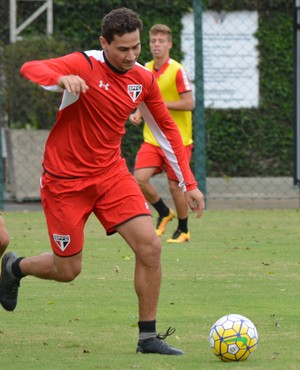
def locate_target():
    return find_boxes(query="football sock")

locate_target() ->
[151,198,169,218]
[177,218,188,233]
[11,257,26,279]
[138,320,157,341]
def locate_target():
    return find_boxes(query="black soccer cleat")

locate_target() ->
[0,252,21,311]
[136,327,184,355]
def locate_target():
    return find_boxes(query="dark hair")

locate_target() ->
[101,7,143,44]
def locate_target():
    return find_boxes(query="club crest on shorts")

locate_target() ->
[53,234,71,252]
[127,84,142,102]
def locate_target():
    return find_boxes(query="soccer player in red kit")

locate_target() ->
[0,8,204,355]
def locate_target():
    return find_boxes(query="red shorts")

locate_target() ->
[134,142,193,181]
[40,160,151,257]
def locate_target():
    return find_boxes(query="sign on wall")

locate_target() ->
[181,11,259,109]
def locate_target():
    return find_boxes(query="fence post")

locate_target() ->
[0,59,4,211]
[294,0,300,186]
[193,0,207,199]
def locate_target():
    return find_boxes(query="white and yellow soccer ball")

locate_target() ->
[209,314,258,362]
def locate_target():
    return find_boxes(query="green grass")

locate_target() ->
[1,209,300,369]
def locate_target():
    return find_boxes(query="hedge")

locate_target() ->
[206,7,293,176]
[0,0,294,175]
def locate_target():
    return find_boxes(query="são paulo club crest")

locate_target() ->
[53,234,71,252]
[127,84,142,102]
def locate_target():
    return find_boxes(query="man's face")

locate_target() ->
[149,32,172,59]
[100,29,141,72]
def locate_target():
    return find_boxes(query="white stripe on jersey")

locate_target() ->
[84,49,103,61]
[179,67,192,90]
[41,85,63,92]
[59,92,80,110]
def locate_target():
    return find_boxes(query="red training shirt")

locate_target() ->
[20,50,197,191]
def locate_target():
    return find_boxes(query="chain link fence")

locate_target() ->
[179,7,300,209]
[1,3,299,209]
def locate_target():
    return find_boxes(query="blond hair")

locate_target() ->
[149,24,172,41]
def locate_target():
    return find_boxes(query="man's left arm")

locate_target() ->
[139,82,205,215]
[165,91,194,111]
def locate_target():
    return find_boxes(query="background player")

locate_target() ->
[129,24,194,243]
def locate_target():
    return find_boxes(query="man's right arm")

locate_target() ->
[20,52,91,93]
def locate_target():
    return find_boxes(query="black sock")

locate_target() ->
[11,257,26,279]
[138,320,156,341]
[151,198,169,218]
[138,320,156,333]
[178,218,188,233]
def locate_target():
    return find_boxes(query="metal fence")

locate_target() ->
[180,7,300,209]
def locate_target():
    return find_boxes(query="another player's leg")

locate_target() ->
[117,216,184,355]
[151,199,175,237]
[0,170,87,311]
[0,213,10,258]
[0,173,88,311]
[0,252,21,311]
[134,169,175,237]
[166,179,190,243]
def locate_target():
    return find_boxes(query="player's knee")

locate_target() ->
[134,172,148,188]
[53,252,82,282]
[134,176,146,190]
[138,237,162,268]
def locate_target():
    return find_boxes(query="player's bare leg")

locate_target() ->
[134,169,175,236]
[0,251,82,311]
[134,168,159,204]
[19,252,82,282]
[167,179,190,243]
[168,179,188,220]
[117,216,161,321]
[117,215,184,355]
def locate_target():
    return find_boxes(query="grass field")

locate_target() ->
[1,208,300,370]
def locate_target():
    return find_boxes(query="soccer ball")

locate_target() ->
[209,314,258,362]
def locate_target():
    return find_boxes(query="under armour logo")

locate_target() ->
[53,234,71,252]
[99,80,110,90]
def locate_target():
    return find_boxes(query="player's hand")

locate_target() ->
[129,112,143,126]
[185,188,205,218]
[58,75,89,95]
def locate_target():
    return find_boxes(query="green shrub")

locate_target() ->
[2,36,79,129]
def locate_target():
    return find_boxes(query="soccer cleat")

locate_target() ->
[136,327,184,355]
[166,229,190,243]
[155,209,176,236]
[0,252,21,311]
